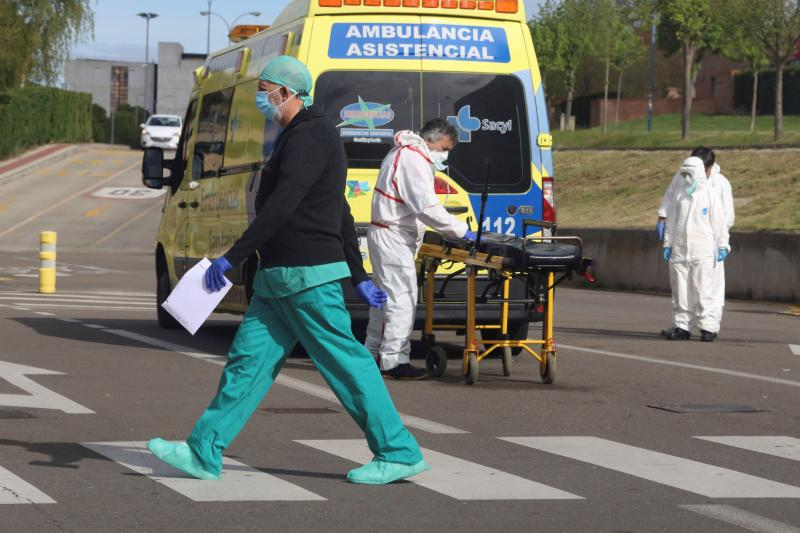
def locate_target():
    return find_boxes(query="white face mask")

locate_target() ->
[430,150,449,171]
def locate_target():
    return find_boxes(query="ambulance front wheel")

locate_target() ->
[425,345,448,377]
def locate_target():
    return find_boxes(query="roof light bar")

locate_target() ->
[317,0,518,13]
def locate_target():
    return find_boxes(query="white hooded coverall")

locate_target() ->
[365,131,468,370]
[658,162,734,329]
[662,157,731,333]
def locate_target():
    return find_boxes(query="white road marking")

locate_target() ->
[680,505,800,533]
[91,187,166,199]
[0,360,93,414]
[12,307,30,311]
[83,441,324,502]
[0,465,56,504]
[0,291,153,301]
[0,162,139,238]
[296,439,581,500]
[18,304,155,311]
[500,437,800,498]
[56,317,81,323]
[0,297,153,305]
[33,312,54,316]
[98,327,469,435]
[790,345,800,356]
[695,437,800,462]
[561,343,800,389]
[83,324,106,329]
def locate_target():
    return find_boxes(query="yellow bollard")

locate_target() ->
[39,231,57,294]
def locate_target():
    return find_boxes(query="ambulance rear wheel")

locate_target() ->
[156,268,180,330]
[425,346,448,377]
[464,353,479,385]
[540,351,556,384]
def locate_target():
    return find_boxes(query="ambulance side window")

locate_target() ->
[195,88,234,179]
[170,99,198,192]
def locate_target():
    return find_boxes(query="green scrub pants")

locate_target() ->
[186,280,423,476]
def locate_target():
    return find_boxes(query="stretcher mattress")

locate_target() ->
[422,231,582,272]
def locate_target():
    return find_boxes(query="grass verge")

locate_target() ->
[553,149,800,232]
[552,114,800,149]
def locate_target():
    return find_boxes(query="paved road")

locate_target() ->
[1,148,799,533]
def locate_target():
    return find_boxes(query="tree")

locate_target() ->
[529,0,568,110]
[745,0,800,140]
[611,20,643,127]
[719,0,769,132]
[529,0,593,129]
[587,0,643,135]
[0,1,94,89]
[655,0,723,139]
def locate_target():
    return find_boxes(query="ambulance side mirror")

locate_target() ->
[142,147,167,189]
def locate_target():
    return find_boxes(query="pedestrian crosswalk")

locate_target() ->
[0,290,155,312]
[3,436,800,505]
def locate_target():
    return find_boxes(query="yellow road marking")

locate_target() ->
[0,277,12,282]
[72,159,85,165]
[781,306,800,317]
[92,200,162,246]
[90,159,102,165]
[0,161,139,238]
[0,197,15,212]
[57,169,68,177]
[84,205,111,218]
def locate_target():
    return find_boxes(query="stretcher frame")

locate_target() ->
[417,230,585,385]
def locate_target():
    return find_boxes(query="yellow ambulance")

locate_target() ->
[142,0,555,343]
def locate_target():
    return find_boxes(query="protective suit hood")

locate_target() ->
[393,130,433,159]
[679,156,707,196]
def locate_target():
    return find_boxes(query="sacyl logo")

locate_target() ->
[447,105,513,143]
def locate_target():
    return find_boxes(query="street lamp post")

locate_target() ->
[646,15,656,133]
[137,12,158,116]
[200,10,261,47]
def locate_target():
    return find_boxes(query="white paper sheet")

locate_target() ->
[161,258,232,335]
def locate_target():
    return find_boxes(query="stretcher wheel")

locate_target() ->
[464,352,479,385]
[540,351,556,384]
[425,346,448,377]
[501,347,512,377]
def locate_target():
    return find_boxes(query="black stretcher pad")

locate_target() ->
[422,231,582,272]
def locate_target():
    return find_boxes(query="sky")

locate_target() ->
[71,0,545,62]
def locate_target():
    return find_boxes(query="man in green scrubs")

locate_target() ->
[147,56,429,485]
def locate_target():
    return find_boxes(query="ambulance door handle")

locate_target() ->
[189,201,199,209]
[178,201,187,209]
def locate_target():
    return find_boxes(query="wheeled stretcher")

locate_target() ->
[417,219,594,385]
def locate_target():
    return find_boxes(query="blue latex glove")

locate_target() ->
[662,247,672,262]
[356,280,388,309]
[463,229,477,241]
[204,256,232,292]
[656,219,665,241]
[717,248,729,262]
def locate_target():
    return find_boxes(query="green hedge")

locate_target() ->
[92,103,147,149]
[0,86,92,159]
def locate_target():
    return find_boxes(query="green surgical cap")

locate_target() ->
[259,55,313,108]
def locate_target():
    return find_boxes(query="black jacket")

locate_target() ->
[225,106,368,285]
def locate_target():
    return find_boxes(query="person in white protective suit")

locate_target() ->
[365,119,476,379]
[660,155,731,342]
[656,147,735,340]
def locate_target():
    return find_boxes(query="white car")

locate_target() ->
[140,115,182,150]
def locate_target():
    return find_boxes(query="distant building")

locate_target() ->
[64,42,205,118]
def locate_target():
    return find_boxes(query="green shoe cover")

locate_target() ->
[146,438,219,480]
[346,458,430,485]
